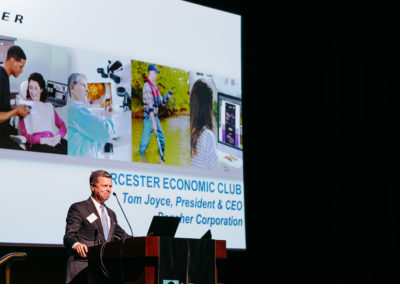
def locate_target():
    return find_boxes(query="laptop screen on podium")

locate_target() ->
[147,216,181,238]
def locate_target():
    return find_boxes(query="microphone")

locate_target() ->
[113,192,134,237]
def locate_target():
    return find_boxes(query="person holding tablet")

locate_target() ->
[67,73,114,158]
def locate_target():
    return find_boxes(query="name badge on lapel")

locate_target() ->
[86,213,98,223]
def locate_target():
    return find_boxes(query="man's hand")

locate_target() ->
[15,105,30,118]
[152,120,158,133]
[74,242,88,258]
[150,112,157,132]
[104,104,113,118]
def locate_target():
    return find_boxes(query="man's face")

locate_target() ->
[91,176,112,204]
[10,58,25,78]
[148,70,158,81]
[71,77,89,103]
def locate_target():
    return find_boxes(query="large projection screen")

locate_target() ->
[0,0,244,249]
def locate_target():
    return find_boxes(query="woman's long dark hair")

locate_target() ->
[26,72,47,102]
[190,79,214,156]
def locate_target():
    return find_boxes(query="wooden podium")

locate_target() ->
[87,236,226,284]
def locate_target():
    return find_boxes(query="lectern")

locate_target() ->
[87,236,226,284]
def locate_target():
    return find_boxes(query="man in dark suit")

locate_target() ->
[63,170,130,284]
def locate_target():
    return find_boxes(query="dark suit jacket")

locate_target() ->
[63,198,130,283]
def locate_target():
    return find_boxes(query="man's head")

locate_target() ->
[147,64,160,81]
[4,45,26,78]
[68,73,89,104]
[90,170,112,204]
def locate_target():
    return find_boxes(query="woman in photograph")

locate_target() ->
[18,72,67,154]
[190,78,217,169]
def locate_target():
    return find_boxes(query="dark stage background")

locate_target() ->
[2,2,398,284]
[271,21,398,284]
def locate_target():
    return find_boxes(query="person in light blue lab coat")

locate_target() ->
[67,73,114,158]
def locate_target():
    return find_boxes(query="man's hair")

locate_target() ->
[90,170,112,187]
[6,45,26,61]
[67,73,86,96]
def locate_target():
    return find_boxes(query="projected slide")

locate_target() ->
[0,0,244,249]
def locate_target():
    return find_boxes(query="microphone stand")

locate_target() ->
[113,192,134,237]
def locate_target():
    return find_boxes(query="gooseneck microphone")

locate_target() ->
[113,192,134,237]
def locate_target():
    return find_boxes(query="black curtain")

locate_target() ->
[270,22,398,283]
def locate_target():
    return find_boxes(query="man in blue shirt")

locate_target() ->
[67,73,114,158]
